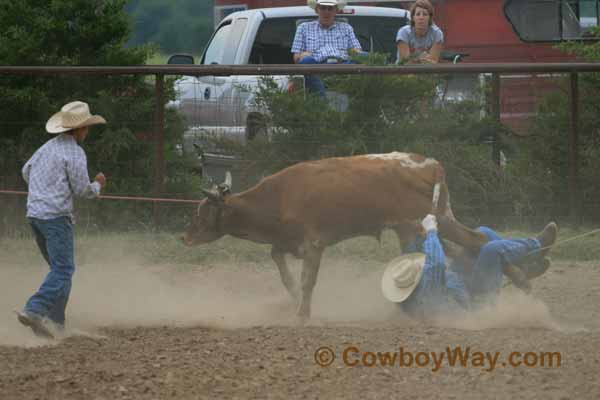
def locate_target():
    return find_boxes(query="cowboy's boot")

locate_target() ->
[523,257,551,280]
[514,222,557,277]
[536,222,558,258]
[503,264,532,294]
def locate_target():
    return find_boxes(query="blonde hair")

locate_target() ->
[410,0,435,27]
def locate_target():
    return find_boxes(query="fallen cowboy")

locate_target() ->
[381,213,558,320]
[182,151,496,320]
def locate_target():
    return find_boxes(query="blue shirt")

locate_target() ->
[291,20,362,63]
[22,134,100,220]
[400,231,470,319]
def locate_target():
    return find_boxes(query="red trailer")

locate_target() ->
[432,0,598,132]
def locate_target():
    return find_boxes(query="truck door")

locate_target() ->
[195,17,248,131]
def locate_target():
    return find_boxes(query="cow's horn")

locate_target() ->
[217,171,232,195]
[224,171,232,189]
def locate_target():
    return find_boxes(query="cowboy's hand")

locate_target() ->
[94,173,106,188]
[421,214,438,233]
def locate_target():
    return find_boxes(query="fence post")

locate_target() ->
[490,73,501,167]
[569,72,580,225]
[153,74,165,227]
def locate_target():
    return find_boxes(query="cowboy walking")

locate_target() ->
[17,101,106,338]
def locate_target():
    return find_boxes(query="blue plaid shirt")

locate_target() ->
[291,20,362,63]
[22,134,100,221]
[401,231,470,319]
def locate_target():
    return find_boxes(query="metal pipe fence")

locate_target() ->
[1,63,599,231]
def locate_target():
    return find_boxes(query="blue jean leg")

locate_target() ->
[469,238,541,301]
[31,222,50,265]
[476,226,503,242]
[25,217,75,325]
[298,56,326,97]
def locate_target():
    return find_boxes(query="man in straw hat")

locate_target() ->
[382,214,557,319]
[16,101,106,338]
[291,0,364,97]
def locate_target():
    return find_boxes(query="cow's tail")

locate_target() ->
[432,163,487,254]
[431,165,455,220]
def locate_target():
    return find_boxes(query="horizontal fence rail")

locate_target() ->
[1,63,600,76]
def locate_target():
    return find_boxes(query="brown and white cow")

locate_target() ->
[182,152,488,320]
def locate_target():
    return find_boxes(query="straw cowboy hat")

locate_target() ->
[381,253,426,303]
[46,101,106,134]
[308,0,347,10]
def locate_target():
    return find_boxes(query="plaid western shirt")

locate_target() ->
[291,20,362,63]
[22,134,100,221]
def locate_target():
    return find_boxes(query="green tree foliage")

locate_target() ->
[125,0,214,54]
[0,0,197,232]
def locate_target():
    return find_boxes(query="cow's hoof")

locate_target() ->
[296,305,310,325]
[295,314,310,326]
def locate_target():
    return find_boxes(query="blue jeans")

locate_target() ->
[25,217,75,325]
[298,56,353,98]
[468,236,541,301]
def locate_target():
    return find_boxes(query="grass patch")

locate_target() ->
[2,226,599,270]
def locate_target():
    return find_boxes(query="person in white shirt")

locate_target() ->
[17,101,106,339]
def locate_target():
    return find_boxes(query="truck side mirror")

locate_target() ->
[168,54,195,65]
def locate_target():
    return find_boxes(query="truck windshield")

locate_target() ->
[249,16,408,64]
[203,22,232,65]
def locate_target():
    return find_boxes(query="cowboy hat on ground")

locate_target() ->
[381,253,427,303]
[45,101,106,134]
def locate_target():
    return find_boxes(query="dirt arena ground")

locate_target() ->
[1,240,599,399]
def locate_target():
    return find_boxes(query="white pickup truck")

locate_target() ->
[168,5,410,157]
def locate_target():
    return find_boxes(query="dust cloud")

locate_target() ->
[0,251,403,347]
[433,291,583,333]
[0,241,582,347]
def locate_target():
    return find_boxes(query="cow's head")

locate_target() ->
[182,172,232,246]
